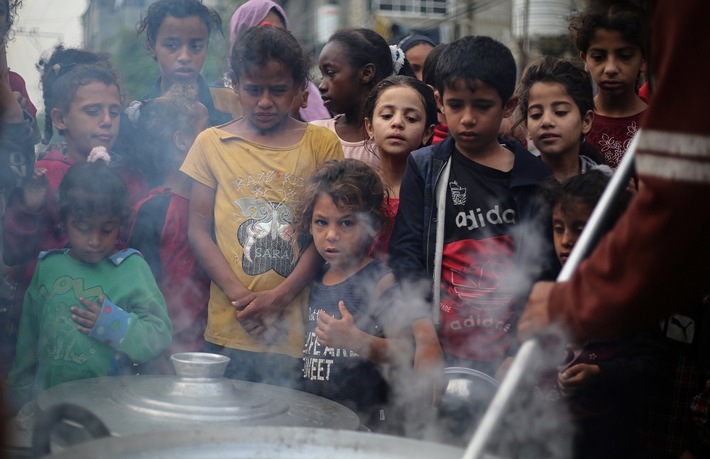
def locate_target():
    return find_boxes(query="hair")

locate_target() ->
[37,45,121,144]
[326,28,394,91]
[1,0,21,40]
[421,43,448,88]
[398,33,437,53]
[569,0,649,57]
[230,25,308,87]
[58,160,130,224]
[137,0,222,49]
[515,56,603,163]
[363,75,438,144]
[436,35,516,104]
[293,159,386,244]
[542,169,632,234]
[131,84,203,183]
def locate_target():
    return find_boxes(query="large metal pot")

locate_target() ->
[38,426,485,459]
[7,352,360,454]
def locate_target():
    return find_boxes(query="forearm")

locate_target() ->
[349,329,409,365]
[271,243,323,307]
[190,230,250,301]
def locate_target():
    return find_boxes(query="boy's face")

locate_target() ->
[149,14,208,91]
[441,78,516,158]
[582,28,646,97]
[552,202,592,266]
[51,82,122,161]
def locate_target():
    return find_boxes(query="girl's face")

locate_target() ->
[311,193,370,278]
[405,43,434,81]
[582,28,646,97]
[318,41,364,115]
[235,60,297,134]
[552,201,592,266]
[66,213,121,264]
[365,85,434,159]
[51,81,122,161]
[149,14,209,90]
[526,82,593,159]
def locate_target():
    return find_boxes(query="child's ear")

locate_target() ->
[502,95,519,119]
[173,130,191,153]
[300,88,309,109]
[581,109,594,135]
[364,117,374,140]
[422,124,435,146]
[360,63,376,85]
[50,108,67,131]
[148,41,157,61]
[580,52,588,71]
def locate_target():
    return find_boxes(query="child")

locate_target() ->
[397,33,437,81]
[180,25,343,387]
[363,75,437,259]
[537,170,664,458]
[293,158,408,431]
[388,36,552,377]
[4,154,172,414]
[421,43,449,145]
[138,0,240,126]
[569,1,648,168]
[127,85,210,370]
[228,0,329,122]
[517,57,609,183]
[3,46,123,267]
[312,27,399,170]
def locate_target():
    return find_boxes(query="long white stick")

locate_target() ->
[462,134,640,459]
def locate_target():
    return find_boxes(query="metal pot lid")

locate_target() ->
[35,353,360,437]
[41,426,479,459]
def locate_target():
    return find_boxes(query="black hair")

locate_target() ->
[327,28,394,91]
[137,0,222,48]
[436,35,516,104]
[363,75,438,144]
[131,84,204,184]
[515,56,604,164]
[37,45,121,144]
[1,0,21,40]
[293,159,386,244]
[569,0,649,57]
[58,160,130,224]
[422,43,448,88]
[542,169,631,234]
[230,25,307,87]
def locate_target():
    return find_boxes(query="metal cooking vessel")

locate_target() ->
[10,352,360,452]
[40,426,490,459]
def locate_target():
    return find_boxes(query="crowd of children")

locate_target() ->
[0,0,706,456]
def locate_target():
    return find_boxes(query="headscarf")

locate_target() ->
[229,0,290,50]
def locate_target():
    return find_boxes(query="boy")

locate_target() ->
[389,36,552,377]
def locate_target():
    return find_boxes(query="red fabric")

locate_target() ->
[431,123,448,145]
[9,71,37,119]
[585,111,645,168]
[638,82,650,103]
[369,197,399,263]
[129,187,209,353]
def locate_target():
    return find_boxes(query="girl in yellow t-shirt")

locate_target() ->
[180,25,343,388]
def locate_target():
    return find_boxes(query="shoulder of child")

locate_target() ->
[38,248,70,260]
[108,248,143,265]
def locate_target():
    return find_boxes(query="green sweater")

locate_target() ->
[5,249,172,410]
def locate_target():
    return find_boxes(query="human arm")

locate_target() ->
[188,180,255,305]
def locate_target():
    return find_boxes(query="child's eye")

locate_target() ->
[528,113,542,120]
[270,86,288,97]
[406,116,419,123]
[555,110,569,117]
[553,224,564,234]
[244,86,261,97]
[380,113,393,120]
[475,104,493,111]
[191,42,205,52]
[340,220,354,228]
[313,219,327,227]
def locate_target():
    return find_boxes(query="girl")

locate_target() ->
[537,170,664,459]
[3,46,123,267]
[363,75,437,258]
[517,57,609,183]
[138,0,240,126]
[228,0,330,122]
[128,85,210,371]
[180,25,343,387]
[397,33,436,81]
[569,2,648,168]
[312,27,406,170]
[293,159,409,432]
[4,154,172,414]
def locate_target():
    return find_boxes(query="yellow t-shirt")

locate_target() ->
[180,123,344,357]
